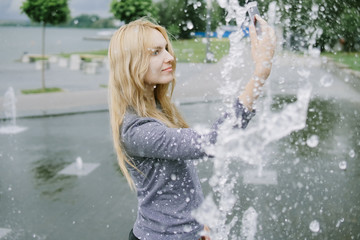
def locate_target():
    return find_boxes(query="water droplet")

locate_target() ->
[309,220,320,232]
[306,135,319,148]
[297,69,310,78]
[336,218,344,227]
[185,197,190,202]
[171,174,177,181]
[275,195,282,201]
[183,225,192,232]
[320,74,333,87]
[338,161,347,170]
[349,149,355,158]
[186,21,194,30]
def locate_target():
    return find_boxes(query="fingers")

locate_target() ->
[249,23,257,44]
[254,14,268,26]
[254,15,276,43]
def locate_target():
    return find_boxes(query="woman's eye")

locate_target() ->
[151,49,160,56]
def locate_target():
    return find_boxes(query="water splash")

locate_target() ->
[241,207,258,240]
[76,156,83,170]
[0,87,27,134]
[194,0,312,239]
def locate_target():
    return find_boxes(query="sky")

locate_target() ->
[0,0,113,21]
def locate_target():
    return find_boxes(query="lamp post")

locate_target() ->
[205,0,213,62]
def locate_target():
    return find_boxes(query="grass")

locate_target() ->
[21,87,62,94]
[32,56,49,61]
[322,52,360,72]
[59,49,108,58]
[59,49,108,63]
[172,38,230,63]
[58,38,230,63]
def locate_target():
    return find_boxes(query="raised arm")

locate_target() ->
[239,15,276,111]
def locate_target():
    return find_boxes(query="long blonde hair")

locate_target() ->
[108,18,189,190]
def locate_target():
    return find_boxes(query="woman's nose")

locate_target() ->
[164,50,174,62]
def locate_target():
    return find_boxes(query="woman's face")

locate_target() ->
[144,29,174,86]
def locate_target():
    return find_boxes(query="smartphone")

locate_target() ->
[247,2,261,36]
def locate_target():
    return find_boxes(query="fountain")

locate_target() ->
[0,87,27,134]
[58,156,100,177]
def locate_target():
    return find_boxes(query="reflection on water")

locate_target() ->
[32,150,75,200]
[0,97,359,239]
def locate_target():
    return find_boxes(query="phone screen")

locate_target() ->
[247,2,261,36]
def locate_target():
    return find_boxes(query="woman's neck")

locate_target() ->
[144,84,157,108]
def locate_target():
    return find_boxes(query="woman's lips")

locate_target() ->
[162,67,172,72]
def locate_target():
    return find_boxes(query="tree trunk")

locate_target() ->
[41,22,46,90]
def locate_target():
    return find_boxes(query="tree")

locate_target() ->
[210,1,227,31]
[217,0,359,52]
[21,0,70,90]
[110,0,158,24]
[156,0,207,39]
[276,0,360,52]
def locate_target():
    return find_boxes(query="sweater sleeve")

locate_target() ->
[122,114,206,160]
[121,99,255,161]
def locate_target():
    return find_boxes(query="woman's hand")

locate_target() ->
[238,16,276,110]
[249,15,276,80]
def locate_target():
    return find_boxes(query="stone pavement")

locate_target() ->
[0,50,359,119]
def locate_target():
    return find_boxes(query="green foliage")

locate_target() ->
[156,0,206,39]
[21,0,70,25]
[59,49,108,58]
[277,0,360,52]
[210,1,227,31]
[155,0,227,39]
[110,0,158,23]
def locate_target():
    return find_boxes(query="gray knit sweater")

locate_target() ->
[121,99,254,240]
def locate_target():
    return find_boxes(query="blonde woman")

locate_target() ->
[108,16,275,240]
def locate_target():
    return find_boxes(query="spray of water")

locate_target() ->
[193,1,312,239]
[3,87,17,126]
[0,87,27,134]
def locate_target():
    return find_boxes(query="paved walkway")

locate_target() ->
[0,50,359,119]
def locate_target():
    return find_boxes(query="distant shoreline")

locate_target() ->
[0,22,117,29]
[0,15,120,29]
